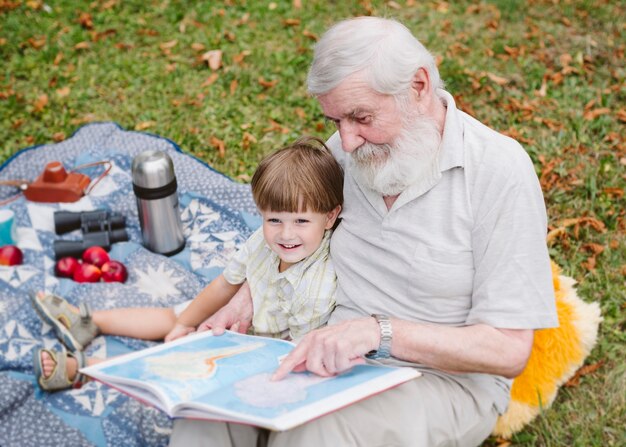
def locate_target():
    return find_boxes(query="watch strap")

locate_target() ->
[366,314,392,359]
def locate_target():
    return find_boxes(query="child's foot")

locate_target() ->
[40,350,79,382]
[30,292,100,351]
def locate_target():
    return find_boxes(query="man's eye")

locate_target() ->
[356,116,372,124]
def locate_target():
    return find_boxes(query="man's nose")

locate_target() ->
[339,123,365,153]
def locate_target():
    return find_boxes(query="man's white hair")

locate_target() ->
[307,17,443,97]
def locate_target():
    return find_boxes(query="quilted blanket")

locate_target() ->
[0,122,259,446]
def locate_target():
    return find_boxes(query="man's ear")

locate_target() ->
[325,205,342,229]
[411,67,431,99]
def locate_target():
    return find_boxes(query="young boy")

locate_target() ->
[33,137,344,391]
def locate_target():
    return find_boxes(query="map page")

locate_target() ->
[81,331,420,431]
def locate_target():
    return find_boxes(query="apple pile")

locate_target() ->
[55,246,128,283]
[0,245,23,266]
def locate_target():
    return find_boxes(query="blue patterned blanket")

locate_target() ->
[0,123,259,446]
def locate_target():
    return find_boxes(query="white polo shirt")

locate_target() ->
[327,89,558,412]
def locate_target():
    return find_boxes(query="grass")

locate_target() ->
[1,0,625,445]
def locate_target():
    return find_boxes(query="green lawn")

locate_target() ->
[1,1,624,445]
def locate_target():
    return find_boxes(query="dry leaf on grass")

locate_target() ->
[565,361,604,387]
[135,121,156,131]
[33,94,48,113]
[56,86,70,98]
[202,50,223,70]
[210,136,226,158]
[201,73,219,87]
[74,41,90,50]
[584,108,611,120]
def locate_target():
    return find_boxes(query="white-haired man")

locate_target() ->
[170,17,557,447]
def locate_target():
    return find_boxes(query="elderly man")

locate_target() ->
[170,17,557,447]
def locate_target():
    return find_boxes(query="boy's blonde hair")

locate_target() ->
[251,137,343,213]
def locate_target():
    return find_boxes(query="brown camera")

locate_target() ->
[23,161,91,203]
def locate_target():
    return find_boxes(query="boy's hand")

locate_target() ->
[200,281,253,335]
[164,323,195,342]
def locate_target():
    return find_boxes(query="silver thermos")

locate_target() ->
[132,150,185,256]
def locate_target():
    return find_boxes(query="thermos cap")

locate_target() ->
[132,150,176,189]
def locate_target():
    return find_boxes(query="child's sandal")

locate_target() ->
[33,348,88,391]
[30,292,99,351]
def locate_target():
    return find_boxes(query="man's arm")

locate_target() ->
[272,317,533,380]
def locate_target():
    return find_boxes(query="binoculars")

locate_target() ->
[53,209,129,259]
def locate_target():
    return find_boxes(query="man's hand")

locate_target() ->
[164,323,195,342]
[197,281,253,335]
[272,317,379,381]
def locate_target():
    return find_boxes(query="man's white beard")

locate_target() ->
[351,118,442,196]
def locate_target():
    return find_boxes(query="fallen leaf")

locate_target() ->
[258,77,278,88]
[302,29,318,41]
[166,63,176,72]
[224,31,236,42]
[202,50,223,70]
[615,109,626,123]
[0,38,6,46]
[486,72,508,85]
[269,2,277,10]
[33,94,48,113]
[242,132,257,150]
[602,187,624,198]
[233,50,251,65]
[70,113,98,125]
[565,360,604,387]
[101,0,117,9]
[12,119,25,129]
[263,119,290,134]
[583,243,605,255]
[25,135,35,145]
[283,18,301,26]
[135,121,156,131]
[201,73,219,87]
[159,40,178,50]
[74,41,90,50]
[387,1,401,9]
[210,136,226,158]
[583,107,611,120]
[53,52,64,65]
[191,42,205,51]
[293,0,302,8]
[230,79,238,95]
[77,12,94,29]
[56,86,70,98]
[28,36,46,49]
[581,256,596,271]
[295,107,306,119]
[52,132,65,142]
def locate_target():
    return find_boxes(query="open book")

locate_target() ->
[81,330,420,431]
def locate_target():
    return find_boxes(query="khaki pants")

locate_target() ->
[169,372,499,447]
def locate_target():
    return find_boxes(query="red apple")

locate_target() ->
[0,245,23,266]
[82,246,110,268]
[55,257,80,278]
[101,260,128,283]
[73,263,101,283]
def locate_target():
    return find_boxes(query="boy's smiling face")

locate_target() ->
[261,207,341,272]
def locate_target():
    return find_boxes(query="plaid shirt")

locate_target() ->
[223,227,336,341]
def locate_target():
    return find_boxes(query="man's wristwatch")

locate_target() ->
[366,314,393,359]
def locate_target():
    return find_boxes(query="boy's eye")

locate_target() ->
[267,218,280,223]
[295,219,309,224]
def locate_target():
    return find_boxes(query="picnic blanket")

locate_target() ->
[0,122,260,446]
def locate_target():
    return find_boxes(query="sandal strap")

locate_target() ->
[69,350,88,386]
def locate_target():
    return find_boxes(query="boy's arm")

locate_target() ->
[172,274,242,333]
